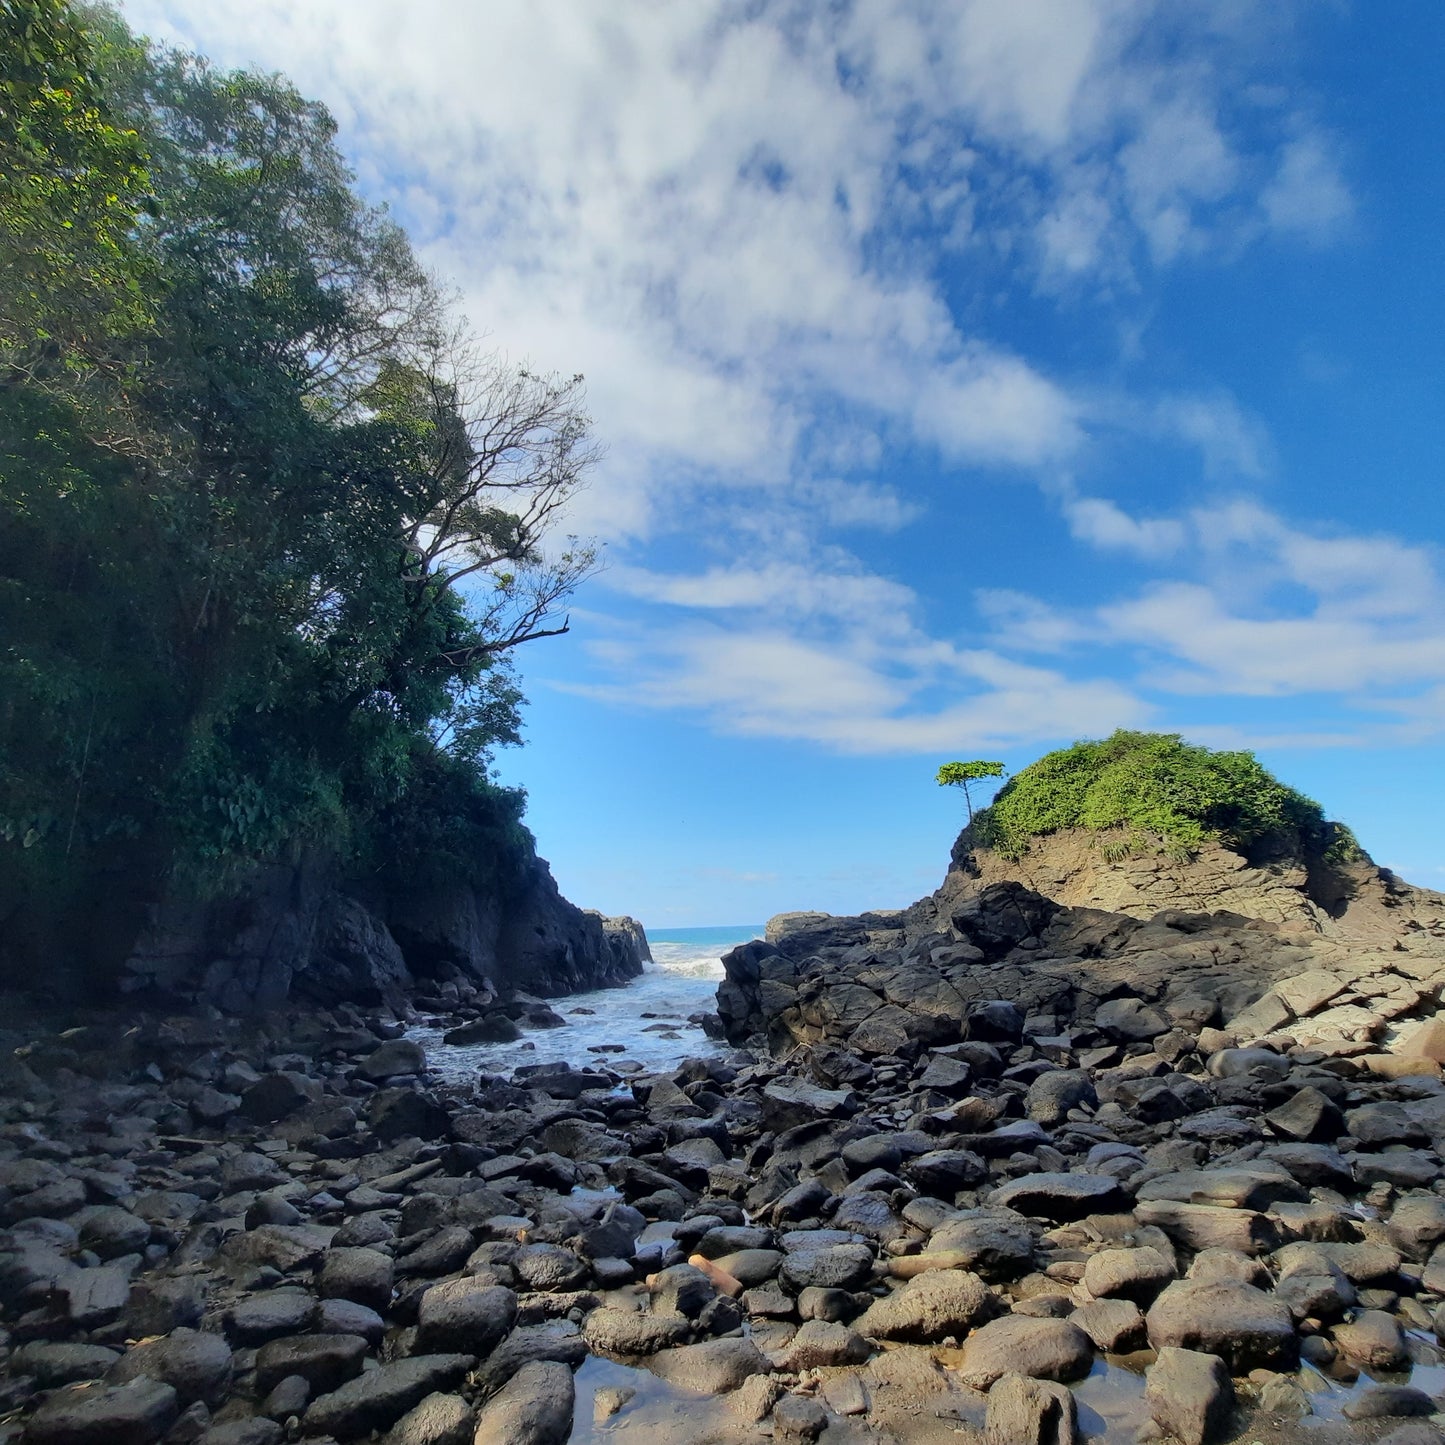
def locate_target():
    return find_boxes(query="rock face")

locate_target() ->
[113,857,647,1011]
[719,840,1445,1057]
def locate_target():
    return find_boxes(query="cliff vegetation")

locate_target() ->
[969,730,1363,863]
[0,3,596,989]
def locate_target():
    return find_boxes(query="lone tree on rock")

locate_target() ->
[936,759,1006,823]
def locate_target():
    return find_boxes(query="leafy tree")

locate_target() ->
[936,759,1006,822]
[0,0,151,367]
[0,8,601,986]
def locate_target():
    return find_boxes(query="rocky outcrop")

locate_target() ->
[117,857,647,1014]
[720,859,1445,1061]
[945,824,1445,948]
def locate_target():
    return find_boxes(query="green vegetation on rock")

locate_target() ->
[935,759,1006,822]
[970,730,1363,863]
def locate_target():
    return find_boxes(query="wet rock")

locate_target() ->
[444,1016,521,1045]
[1388,1192,1445,1260]
[1347,1102,1427,1148]
[1332,1309,1408,1371]
[253,1333,368,1396]
[712,1249,782,1287]
[381,1392,473,1445]
[909,1208,1034,1281]
[471,1360,574,1445]
[904,1149,987,1194]
[224,1290,317,1345]
[414,1278,517,1356]
[1025,1070,1097,1126]
[77,1207,151,1260]
[219,1225,332,1273]
[989,1172,1129,1223]
[303,1355,474,1439]
[581,1305,689,1355]
[759,1080,858,1132]
[471,1323,587,1398]
[23,1379,178,1445]
[514,1242,588,1292]
[356,1040,425,1081]
[854,1268,993,1342]
[367,1089,450,1143]
[1133,1201,1279,1256]
[1096,997,1167,1041]
[239,1073,320,1125]
[11,1343,121,1388]
[1344,1386,1438,1420]
[317,1247,393,1312]
[985,1373,1077,1445]
[195,1423,281,1445]
[779,1240,875,1292]
[125,1278,206,1337]
[649,1337,770,1394]
[107,1329,233,1407]
[1134,1165,1304,1211]
[1266,1087,1344,1142]
[648,1263,715,1317]
[261,1374,310,1421]
[1145,1347,1233,1445]
[1081,1246,1174,1304]
[1146,1279,1298,1372]
[956,1315,1093,1390]
[56,1264,132,1328]
[1071,1297,1145,1353]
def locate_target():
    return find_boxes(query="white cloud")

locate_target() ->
[1063,496,1186,557]
[117,0,1383,757]
[1001,499,1445,719]
[122,0,1350,541]
[1261,135,1353,239]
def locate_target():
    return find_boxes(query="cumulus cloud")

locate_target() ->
[118,0,1375,756]
[991,499,1445,731]
[122,0,1348,537]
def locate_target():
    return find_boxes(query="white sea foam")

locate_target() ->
[417,925,760,1081]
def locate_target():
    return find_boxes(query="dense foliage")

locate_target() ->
[0,5,596,973]
[972,730,1362,862]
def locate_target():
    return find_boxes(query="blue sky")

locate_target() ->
[123,1,1445,925]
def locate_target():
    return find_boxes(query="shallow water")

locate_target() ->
[568,1355,738,1443]
[416,928,760,1084]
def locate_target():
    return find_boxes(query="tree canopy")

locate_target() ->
[970,730,1361,862]
[935,759,1006,822]
[0,6,598,979]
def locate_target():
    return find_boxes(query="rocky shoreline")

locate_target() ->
[5,937,1445,1445]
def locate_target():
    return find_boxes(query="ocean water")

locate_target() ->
[417,923,763,1082]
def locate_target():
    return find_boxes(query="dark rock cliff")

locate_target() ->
[36,854,646,1014]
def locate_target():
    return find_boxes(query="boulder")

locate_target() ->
[471,1360,574,1445]
[303,1355,474,1439]
[985,1374,1077,1445]
[956,1315,1093,1391]
[854,1269,993,1343]
[1146,1280,1297,1372]
[1146,1347,1234,1445]
[23,1380,179,1445]
[649,1337,771,1394]
[989,1173,1129,1223]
